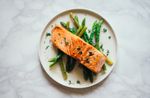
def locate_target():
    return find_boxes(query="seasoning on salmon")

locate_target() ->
[51,25,106,73]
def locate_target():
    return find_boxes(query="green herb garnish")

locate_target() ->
[103,28,107,33]
[108,36,111,39]
[45,46,49,50]
[100,44,104,52]
[69,80,72,85]
[64,37,69,45]
[77,80,80,84]
[106,50,110,56]
[88,29,91,33]
[46,33,51,37]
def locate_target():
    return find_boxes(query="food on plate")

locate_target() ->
[48,12,113,82]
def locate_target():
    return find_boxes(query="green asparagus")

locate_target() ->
[95,19,104,50]
[59,58,67,80]
[81,18,86,27]
[78,26,87,37]
[69,12,80,28]
[66,55,76,72]
[76,25,83,35]
[60,22,67,28]
[89,21,97,46]
[49,50,63,67]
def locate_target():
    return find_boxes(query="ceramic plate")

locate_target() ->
[39,9,117,88]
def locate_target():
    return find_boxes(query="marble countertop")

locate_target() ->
[0,0,150,98]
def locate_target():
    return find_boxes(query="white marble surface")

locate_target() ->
[0,0,150,98]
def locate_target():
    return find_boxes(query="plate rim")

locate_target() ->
[39,8,118,89]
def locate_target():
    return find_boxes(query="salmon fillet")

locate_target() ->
[51,25,106,73]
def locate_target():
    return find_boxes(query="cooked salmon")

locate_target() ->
[51,25,106,73]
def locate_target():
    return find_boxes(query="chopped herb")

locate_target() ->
[88,29,91,33]
[51,25,53,28]
[45,46,49,50]
[100,44,104,52]
[76,80,80,84]
[102,48,104,52]
[103,28,107,33]
[46,33,51,37]
[100,44,103,49]
[64,37,69,45]
[106,50,110,56]
[69,80,72,85]
[108,36,111,39]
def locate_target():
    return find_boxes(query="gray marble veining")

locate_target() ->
[0,0,150,98]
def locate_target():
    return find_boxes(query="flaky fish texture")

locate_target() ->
[51,25,106,73]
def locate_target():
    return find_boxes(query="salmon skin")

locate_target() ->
[51,25,106,73]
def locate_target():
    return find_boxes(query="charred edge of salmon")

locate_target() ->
[51,25,106,73]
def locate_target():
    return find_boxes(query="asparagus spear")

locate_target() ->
[106,57,113,65]
[78,26,87,37]
[74,15,79,23]
[66,21,70,29]
[59,58,67,80]
[76,26,83,35]
[94,20,113,66]
[95,19,104,50]
[49,50,63,67]
[83,32,89,43]
[66,55,76,72]
[69,27,77,34]
[82,18,89,43]
[69,12,80,28]
[92,20,107,71]
[81,18,86,27]
[83,65,89,80]
[89,21,97,46]
[60,22,67,28]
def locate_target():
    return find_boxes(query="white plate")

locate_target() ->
[39,9,117,88]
